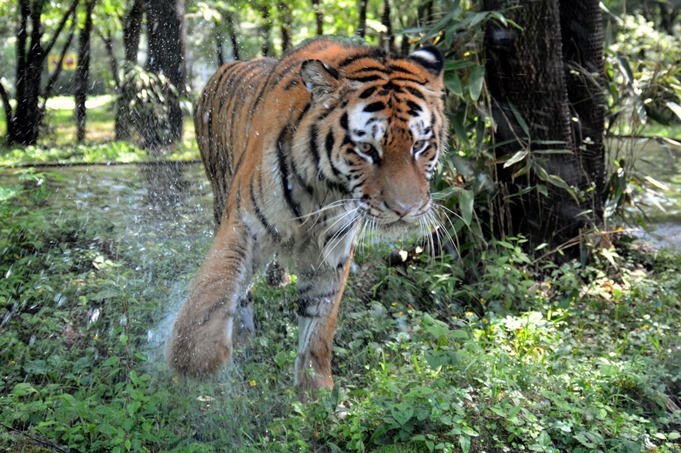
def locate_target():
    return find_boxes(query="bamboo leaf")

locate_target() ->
[502,149,529,168]
[468,65,485,102]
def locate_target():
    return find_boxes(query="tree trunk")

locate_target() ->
[215,23,225,67]
[279,0,292,54]
[484,0,605,251]
[357,0,368,38]
[116,0,144,140]
[380,0,393,52]
[8,0,78,146]
[76,0,97,143]
[226,14,240,60]
[123,0,144,63]
[145,0,186,148]
[312,0,323,36]
[257,4,273,57]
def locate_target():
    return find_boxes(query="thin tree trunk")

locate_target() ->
[43,10,78,99]
[98,30,120,91]
[312,0,323,36]
[226,14,240,60]
[76,0,97,143]
[0,82,13,141]
[257,4,273,57]
[380,0,393,52]
[215,24,225,66]
[279,1,292,54]
[357,0,368,38]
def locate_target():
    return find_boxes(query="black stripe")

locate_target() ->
[340,112,349,131]
[358,86,378,99]
[276,129,303,221]
[325,130,341,178]
[363,101,385,113]
[404,85,425,99]
[309,124,321,175]
[249,179,281,243]
[347,75,384,83]
[338,50,385,68]
[388,63,416,75]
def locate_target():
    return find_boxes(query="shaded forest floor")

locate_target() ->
[0,105,680,451]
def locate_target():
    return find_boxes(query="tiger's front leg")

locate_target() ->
[294,255,353,393]
[167,219,254,377]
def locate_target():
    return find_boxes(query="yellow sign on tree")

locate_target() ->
[47,53,77,72]
[63,53,77,71]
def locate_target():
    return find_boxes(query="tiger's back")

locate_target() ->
[172,38,446,392]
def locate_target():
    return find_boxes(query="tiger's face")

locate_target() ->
[300,46,446,235]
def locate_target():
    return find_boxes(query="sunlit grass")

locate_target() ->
[0,94,199,166]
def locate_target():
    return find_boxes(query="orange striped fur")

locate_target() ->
[167,38,446,392]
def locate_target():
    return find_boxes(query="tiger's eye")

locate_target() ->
[413,140,427,152]
[357,142,379,162]
[358,143,372,153]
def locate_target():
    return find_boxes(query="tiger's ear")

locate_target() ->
[409,46,444,77]
[300,59,340,101]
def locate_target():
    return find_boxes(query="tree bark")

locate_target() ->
[279,0,292,54]
[145,0,186,148]
[226,14,240,60]
[9,0,79,146]
[312,0,323,36]
[116,0,144,140]
[257,4,273,57]
[484,0,605,251]
[380,0,394,52]
[76,0,97,143]
[123,0,144,63]
[357,0,368,38]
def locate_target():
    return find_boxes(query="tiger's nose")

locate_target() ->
[387,200,422,218]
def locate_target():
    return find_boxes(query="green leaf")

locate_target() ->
[391,402,414,426]
[459,189,474,226]
[459,435,471,453]
[468,65,485,102]
[444,71,463,97]
[502,150,529,168]
[12,383,38,396]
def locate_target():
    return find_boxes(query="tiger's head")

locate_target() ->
[299,45,447,235]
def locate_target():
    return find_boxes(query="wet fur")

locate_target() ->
[167,38,446,391]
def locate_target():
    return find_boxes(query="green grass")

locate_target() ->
[0,95,199,166]
[0,166,679,452]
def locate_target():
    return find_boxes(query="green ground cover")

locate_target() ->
[0,158,679,452]
[0,101,680,451]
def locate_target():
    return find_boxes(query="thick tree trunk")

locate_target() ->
[145,0,186,148]
[9,0,78,146]
[484,0,605,251]
[123,0,144,63]
[116,0,144,140]
[12,0,46,146]
[76,0,96,143]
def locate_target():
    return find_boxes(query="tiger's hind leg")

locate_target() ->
[294,258,353,394]
[167,219,254,377]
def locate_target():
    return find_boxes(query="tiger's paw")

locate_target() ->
[166,329,232,378]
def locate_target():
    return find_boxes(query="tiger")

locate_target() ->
[167,37,447,392]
